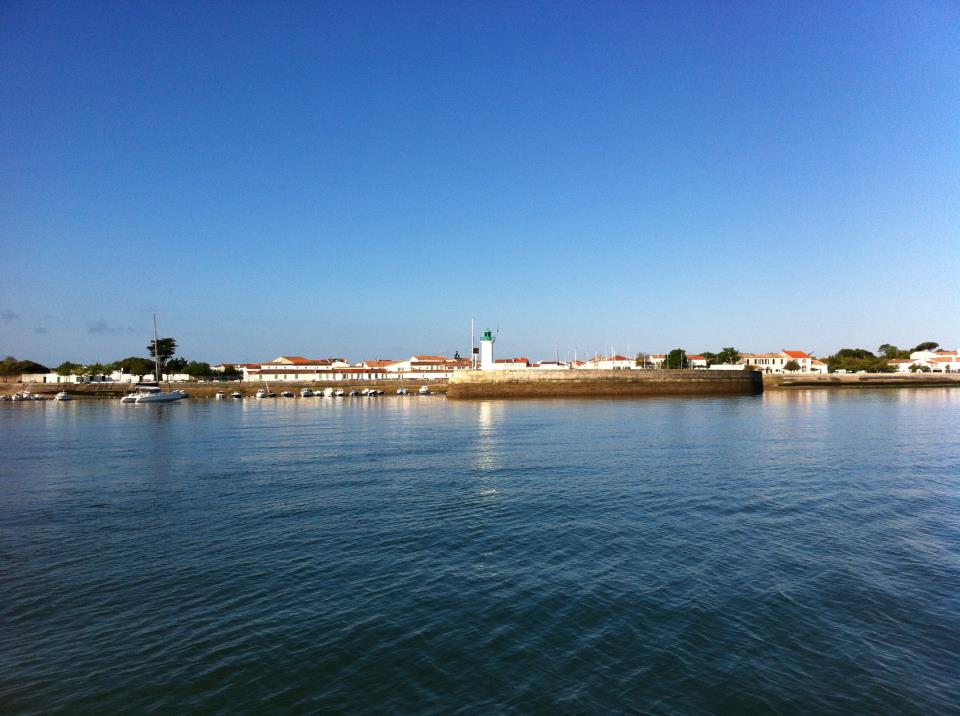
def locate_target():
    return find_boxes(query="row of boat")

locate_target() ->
[1,390,79,402]
[2,390,49,401]
[221,385,434,399]
[4,385,435,403]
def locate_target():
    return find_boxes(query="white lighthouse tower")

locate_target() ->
[480,329,495,370]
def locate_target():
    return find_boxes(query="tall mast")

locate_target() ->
[153,313,161,382]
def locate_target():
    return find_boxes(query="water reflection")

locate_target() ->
[474,400,503,472]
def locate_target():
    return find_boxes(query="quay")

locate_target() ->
[447,369,764,399]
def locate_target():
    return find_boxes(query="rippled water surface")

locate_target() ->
[2,391,959,714]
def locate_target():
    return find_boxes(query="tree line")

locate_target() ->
[2,336,242,380]
[634,341,941,372]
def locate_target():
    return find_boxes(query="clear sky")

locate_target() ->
[2,0,957,366]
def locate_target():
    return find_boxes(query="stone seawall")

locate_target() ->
[447,369,763,399]
[765,373,960,389]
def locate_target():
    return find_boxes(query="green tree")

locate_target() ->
[0,356,50,375]
[879,344,910,359]
[166,357,188,373]
[114,356,156,376]
[183,361,212,378]
[56,361,83,376]
[80,362,109,376]
[784,360,801,372]
[909,363,931,373]
[147,338,178,379]
[716,347,741,365]
[701,351,718,365]
[664,349,688,369]
[913,341,939,352]
[220,364,242,379]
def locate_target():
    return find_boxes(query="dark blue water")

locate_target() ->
[2,391,959,714]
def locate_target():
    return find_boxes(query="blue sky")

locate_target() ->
[1,1,957,365]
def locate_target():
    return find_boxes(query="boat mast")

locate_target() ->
[153,313,161,383]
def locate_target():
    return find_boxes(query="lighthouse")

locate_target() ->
[480,329,495,370]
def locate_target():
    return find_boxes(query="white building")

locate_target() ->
[887,349,959,373]
[495,358,529,368]
[531,360,570,370]
[910,349,959,372]
[578,354,635,370]
[240,354,471,382]
[740,350,825,374]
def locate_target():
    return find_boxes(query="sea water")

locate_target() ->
[2,391,958,714]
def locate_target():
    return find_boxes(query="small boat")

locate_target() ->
[300,388,314,398]
[323,387,334,398]
[348,389,360,397]
[255,388,274,399]
[418,385,431,395]
[53,391,74,401]
[334,388,344,397]
[397,387,408,395]
[280,390,295,398]
[121,385,187,403]
[231,392,243,399]
[214,392,226,400]
[360,388,371,396]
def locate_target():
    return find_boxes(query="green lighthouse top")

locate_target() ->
[482,330,493,341]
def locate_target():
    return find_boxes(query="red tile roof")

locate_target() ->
[496,357,529,364]
[783,350,811,359]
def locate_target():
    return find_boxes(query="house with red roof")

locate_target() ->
[740,350,825,374]
[578,354,636,370]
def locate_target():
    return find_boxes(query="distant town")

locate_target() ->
[2,336,957,385]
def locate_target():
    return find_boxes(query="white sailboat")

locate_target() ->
[121,315,187,404]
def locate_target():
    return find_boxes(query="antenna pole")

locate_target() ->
[152,313,161,383]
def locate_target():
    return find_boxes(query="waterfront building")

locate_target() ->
[239,354,470,382]
[897,349,960,372]
[578,354,635,370]
[740,350,826,374]
[495,358,530,368]
[531,360,570,370]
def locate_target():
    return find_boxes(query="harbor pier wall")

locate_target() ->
[447,369,763,399]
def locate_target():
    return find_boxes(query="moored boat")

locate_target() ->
[121,385,187,403]
[53,391,74,401]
